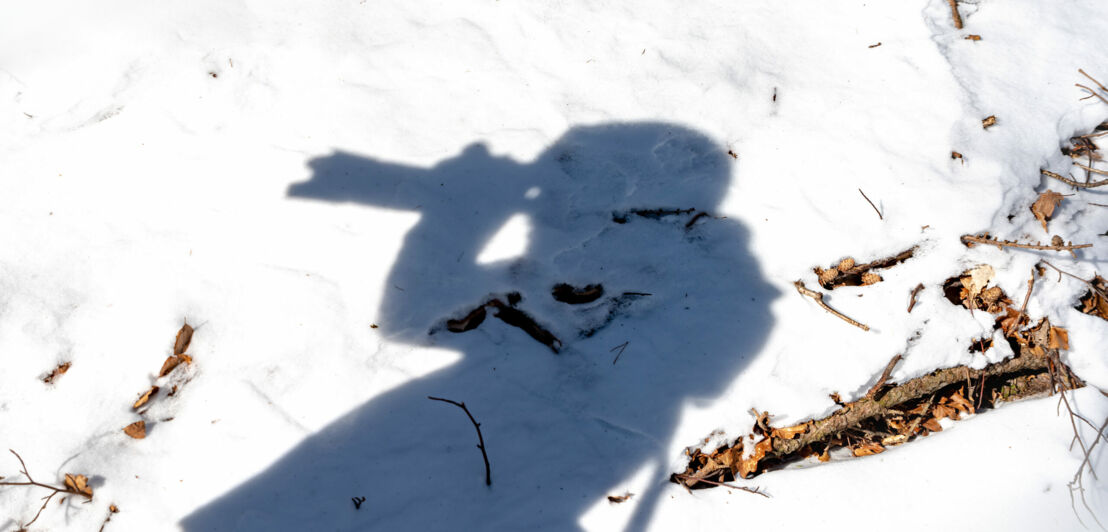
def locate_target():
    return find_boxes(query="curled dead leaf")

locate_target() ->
[42,362,71,384]
[64,473,93,498]
[159,356,182,377]
[132,386,159,410]
[1049,327,1069,350]
[1030,191,1064,232]
[851,442,885,457]
[737,438,773,479]
[174,322,194,356]
[123,420,146,439]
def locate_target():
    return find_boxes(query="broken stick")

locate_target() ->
[794,281,870,331]
[428,396,492,486]
[866,354,903,399]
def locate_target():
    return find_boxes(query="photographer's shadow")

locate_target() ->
[183,123,778,531]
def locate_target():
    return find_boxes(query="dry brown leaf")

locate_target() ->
[947,391,974,415]
[965,34,982,41]
[881,434,908,446]
[132,386,159,410]
[737,438,773,479]
[159,356,182,377]
[922,418,943,432]
[1031,191,1065,232]
[123,420,146,439]
[43,362,71,384]
[860,272,882,286]
[962,264,995,301]
[174,322,194,356]
[951,151,963,160]
[851,442,885,457]
[982,115,997,129]
[64,473,93,497]
[1049,327,1070,350]
[933,403,959,421]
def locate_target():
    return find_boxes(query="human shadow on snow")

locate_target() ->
[182,123,778,531]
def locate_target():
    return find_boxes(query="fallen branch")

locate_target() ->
[794,281,870,331]
[0,450,93,528]
[428,396,492,486]
[678,345,1079,487]
[961,233,1093,252]
[858,188,883,220]
[1041,168,1108,189]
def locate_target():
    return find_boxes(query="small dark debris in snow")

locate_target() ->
[607,492,634,503]
[552,283,604,304]
[352,496,366,510]
[868,42,882,48]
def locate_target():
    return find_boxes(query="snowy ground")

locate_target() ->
[2,1,1107,530]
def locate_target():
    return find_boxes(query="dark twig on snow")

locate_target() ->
[960,234,1092,252]
[858,189,883,220]
[866,354,903,400]
[0,450,92,528]
[1008,268,1036,334]
[1041,168,1108,189]
[672,473,769,498]
[794,281,870,331]
[1040,261,1108,300]
[428,396,492,486]
[907,283,924,313]
[610,341,630,365]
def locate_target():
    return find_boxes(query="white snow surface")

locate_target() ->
[2,0,1107,530]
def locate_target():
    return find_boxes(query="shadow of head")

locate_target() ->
[182,122,777,531]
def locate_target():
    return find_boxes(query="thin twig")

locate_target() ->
[673,474,770,498]
[858,189,883,220]
[946,0,963,29]
[794,281,870,331]
[1040,261,1108,300]
[610,341,629,365]
[428,397,492,486]
[0,450,90,528]
[1080,69,1108,93]
[1041,168,1108,188]
[866,354,903,399]
[907,283,924,313]
[1074,162,1108,176]
[1077,84,1108,106]
[1008,268,1036,334]
[960,234,1093,252]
